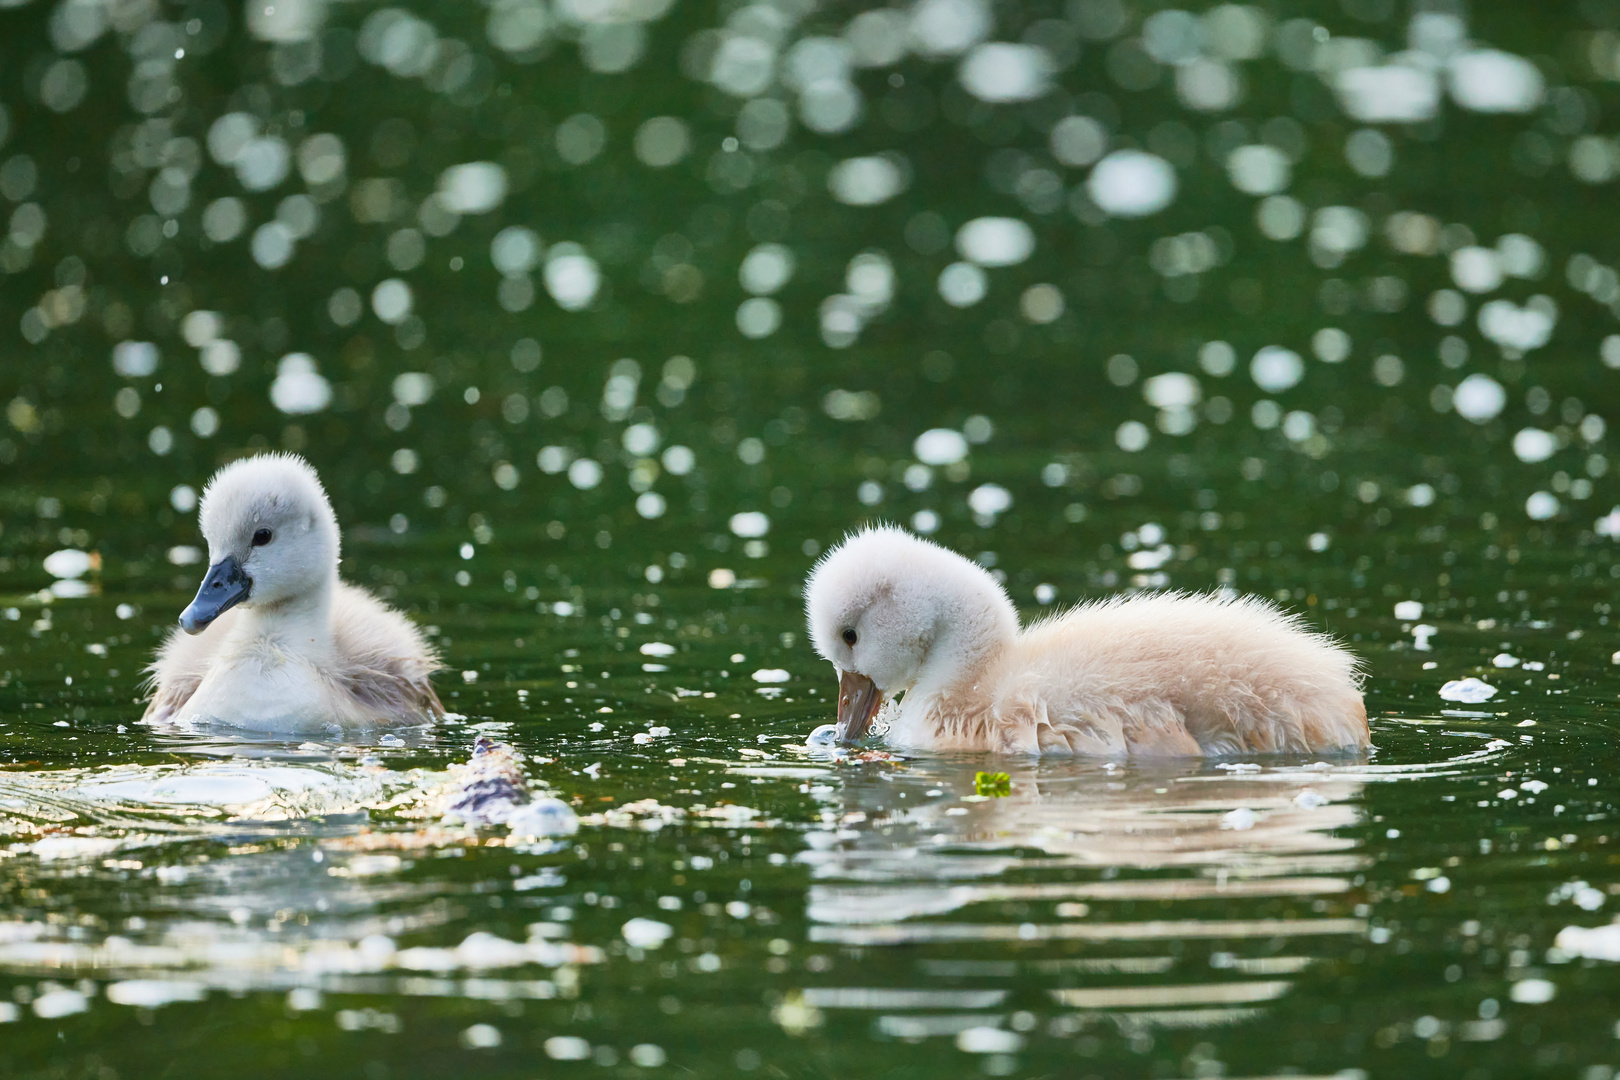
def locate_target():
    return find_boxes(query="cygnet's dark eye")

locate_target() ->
[251,528,273,547]
[841,628,858,647]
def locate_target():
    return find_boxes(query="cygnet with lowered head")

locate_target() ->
[805,526,1368,756]
[143,453,442,732]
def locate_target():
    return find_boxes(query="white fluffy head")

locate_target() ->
[196,453,340,607]
[804,525,1018,694]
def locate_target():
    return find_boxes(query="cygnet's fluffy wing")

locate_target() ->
[141,609,245,723]
[330,582,445,721]
[1006,591,1367,755]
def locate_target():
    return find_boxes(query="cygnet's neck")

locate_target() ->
[894,564,1018,736]
[235,573,338,649]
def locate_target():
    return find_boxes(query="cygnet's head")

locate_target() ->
[178,453,341,634]
[804,526,1017,742]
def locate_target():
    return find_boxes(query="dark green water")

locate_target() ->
[5,0,1620,1077]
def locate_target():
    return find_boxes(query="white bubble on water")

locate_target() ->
[957,1027,1022,1054]
[1176,58,1242,112]
[1256,195,1305,240]
[621,918,673,949]
[1311,206,1368,256]
[710,34,776,97]
[1087,150,1177,217]
[730,512,769,538]
[1226,144,1289,195]
[740,243,795,294]
[182,311,222,347]
[1479,299,1555,353]
[191,407,219,438]
[250,221,294,269]
[1141,8,1200,63]
[1143,372,1199,409]
[1250,346,1303,393]
[1312,327,1351,363]
[820,294,862,348]
[391,372,433,407]
[1116,420,1150,452]
[268,354,330,415]
[32,989,88,1019]
[235,136,290,191]
[1450,246,1503,293]
[968,483,1011,522]
[828,155,906,205]
[633,116,690,167]
[1439,676,1496,703]
[1335,64,1439,123]
[247,0,324,42]
[662,445,695,475]
[371,278,412,324]
[909,0,990,57]
[1452,374,1505,423]
[736,297,781,339]
[937,262,986,306]
[1049,115,1108,167]
[1345,129,1393,178]
[297,132,345,186]
[544,244,600,310]
[491,226,542,275]
[43,549,92,579]
[736,97,791,150]
[958,42,1051,103]
[582,22,646,74]
[1526,491,1560,521]
[1449,49,1544,113]
[488,0,549,53]
[106,980,206,1009]
[1509,978,1556,1005]
[1199,341,1236,376]
[112,340,158,377]
[207,112,258,165]
[914,428,968,465]
[568,458,602,490]
[438,162,507,214]
[460,1023,502,1050]
[847,251,894,309]
[1021,283,1064,323]
[799,78,862,134]
[1497,234,1544,278]
[956,216,1034,266]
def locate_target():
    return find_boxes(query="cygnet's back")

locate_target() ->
[992,592,1367,756]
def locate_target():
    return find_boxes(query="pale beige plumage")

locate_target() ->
[142,453,442,733]
[805,526,1368,756]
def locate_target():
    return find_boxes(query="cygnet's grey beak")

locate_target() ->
[836,670,884,744]
[178,556,251,634]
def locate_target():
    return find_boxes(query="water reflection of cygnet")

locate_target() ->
[792,758,1370,1037]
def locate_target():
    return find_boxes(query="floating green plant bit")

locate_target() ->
[974,771,1011,797]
